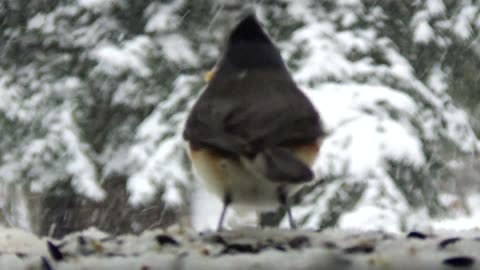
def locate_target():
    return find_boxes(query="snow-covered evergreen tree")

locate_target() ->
[0,0,479,234]
[279,0,480,231]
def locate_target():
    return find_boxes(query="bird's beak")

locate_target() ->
[204,67,216,82]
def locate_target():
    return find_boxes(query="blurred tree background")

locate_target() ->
[0,0,479,237]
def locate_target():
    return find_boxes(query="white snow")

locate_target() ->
[53,109,106,201]
[414,20,435,44]
[127,135,186,205]
[426,0,445,15]
[0,227,46,255]
[337,0,362,6]
[0,185,32,231]
[316,115,424,176]
[305,83,424,181]
[92,37,153,77]
[338,205,402,233]
[0,77,29,122]
[290,22,360,82]
[27,13,56,33]
[62,132,105,201]
[145,0,185,33]
[191,183,224,231]
[4,100,106,202]
[433,194,480,231]
[127,76,196,206]
[159,34,200,66]
[77,0,119,12]
[287,180,345,229]
[452,6,477,40]
[340,12,358,28]
[427,64,447,94]
[443,109,478,152]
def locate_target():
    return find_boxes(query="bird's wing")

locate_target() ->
[223,90,322,148]
[183,69,324,182]
[221,86,322,183]
[183,98,248,156]
[184,77,322,156]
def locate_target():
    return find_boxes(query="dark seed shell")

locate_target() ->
[47,241,64,261]
[343,244,375,254]
[41,256,54,270]
[406,231,427,239]
[438,237,462,249]
[443,256,475,267]
[288,235,311,249]
[155,235,180,246]
[221,243,258,254]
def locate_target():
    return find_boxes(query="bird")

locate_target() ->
[183,13,324,231]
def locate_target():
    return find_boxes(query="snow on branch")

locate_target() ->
[126,75,197,206]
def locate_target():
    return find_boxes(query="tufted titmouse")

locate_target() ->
[184,14,324,231]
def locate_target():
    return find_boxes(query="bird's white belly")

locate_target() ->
[189,149,304,213]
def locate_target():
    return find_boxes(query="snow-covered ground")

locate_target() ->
[0,224,479,270]
[1,189,479,269]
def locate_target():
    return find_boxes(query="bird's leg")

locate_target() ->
[217,193,232,232]
[278,186,296,229]
[257,212,266,229]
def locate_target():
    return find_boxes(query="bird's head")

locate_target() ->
[207,13,288,81]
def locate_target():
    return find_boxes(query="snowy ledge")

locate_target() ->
[1,227,479,270]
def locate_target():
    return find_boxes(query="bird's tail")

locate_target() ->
[260,146,314,183]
